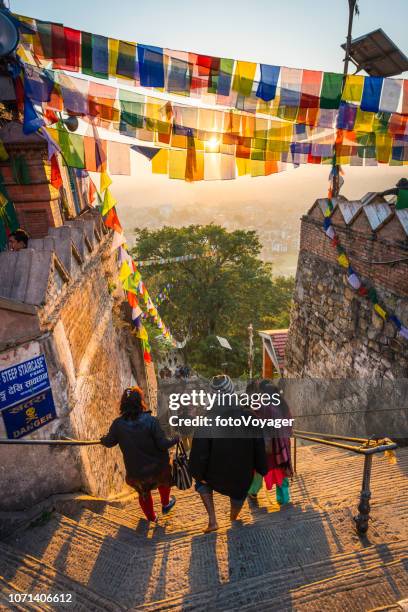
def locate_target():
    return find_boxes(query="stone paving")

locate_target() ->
[1,444,408,611]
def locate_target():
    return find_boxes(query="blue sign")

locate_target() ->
[0,355,51,411]
[0,354,56,438]
[2,388,57,439]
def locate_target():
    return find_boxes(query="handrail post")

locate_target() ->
[293,436,297,474]
[354,453,373,535]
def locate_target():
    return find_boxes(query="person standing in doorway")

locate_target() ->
[101,386,179,523]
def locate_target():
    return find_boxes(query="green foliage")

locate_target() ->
[131,224,294,378]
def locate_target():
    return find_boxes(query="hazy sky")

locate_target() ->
[10,0,408,221]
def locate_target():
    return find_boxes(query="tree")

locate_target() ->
[131,224,294,378]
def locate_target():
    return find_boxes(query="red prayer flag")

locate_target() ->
[63,27,81,72]
[88,178,97,204]
[50,154,62,189]
[127,292,138,308]
[51,24,66,69]
[104,207,122,232]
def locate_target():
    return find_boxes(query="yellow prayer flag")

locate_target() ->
[169,150,187,180]
[354,109,374,133]
[100,171,112,193]
[342,75,364,102]
[152,149,169,174]
[376,134,392,164]
[232,61,257,97]
[337,253,349,268]
[374,304,387,320]
[119,260,132,282]
[101,188,117,216]
[108,38,119,77]
[236,158,250,176]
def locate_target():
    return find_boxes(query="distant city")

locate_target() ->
[120,201,302,277]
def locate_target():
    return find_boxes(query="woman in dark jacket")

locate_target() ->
[189,375,268,533]
[101,386,178,523]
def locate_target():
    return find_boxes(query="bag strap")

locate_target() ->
[177,439,187,458]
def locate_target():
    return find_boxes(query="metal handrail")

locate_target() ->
[0,438,100,445]
[292,429,398,536]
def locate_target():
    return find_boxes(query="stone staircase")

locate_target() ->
[1,444,407,611]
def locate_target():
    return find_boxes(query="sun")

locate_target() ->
[206,137,219,151]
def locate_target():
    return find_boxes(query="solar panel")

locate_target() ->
[341,28,408,77]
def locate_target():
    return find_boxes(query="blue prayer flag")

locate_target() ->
[256,65,280,101]
[137,44,165,88]
[361,76,383,113]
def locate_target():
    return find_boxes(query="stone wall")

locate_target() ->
[284,210,408,438]
[0,214,155,511]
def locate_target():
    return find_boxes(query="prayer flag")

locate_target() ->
[232,61,256,97]
[100,171,112,193]
[379,79,402,113]
[342,75,364,102]
[23,95,44,134]
[300,70,322,108]
[116,40,137,80]
[91,35,109,79]
[108,142,131,175]
[119,260,132,282]
[217,58,234,97]
[374,304,387,320]
[137,44,164,87]
[168,51,192,95]
[337,253,349,268]
[50,154,62,189]
[152,149,168,174]
[360,76,383,112]
[320,72,343,109]
[257,65,280,101]
[101,188,116,215]
[280,67,302,107]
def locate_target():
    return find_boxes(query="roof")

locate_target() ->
[259,329,288,368]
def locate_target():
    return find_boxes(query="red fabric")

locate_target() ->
[50,154,62,189]
[44,108,59,125]
[104,207,122,232]
[51,24,66,69]
[137,486,171,521]
[143,351,152,363]
[264,468,286,490]
[158,486,171,507]
[127,292,138,308]
[63,27,81,72]
[138,492,156,521]
[88,178,97,204]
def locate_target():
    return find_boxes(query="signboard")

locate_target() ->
[0,355,57,439]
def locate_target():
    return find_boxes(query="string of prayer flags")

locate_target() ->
[321,197,407,345]
[16,12,408,121]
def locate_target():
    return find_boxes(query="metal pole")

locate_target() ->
[248,323,254,379]
[354,453,372,535]
[293,436,297,474]
[332,0,357,197]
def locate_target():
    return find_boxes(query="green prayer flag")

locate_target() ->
[320,72,343,109]
[58,130,85,168]
[81,32,93,77]
[368,287,378,304]
[396,189,408,210]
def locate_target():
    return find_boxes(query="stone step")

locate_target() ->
[231,556,408,612]
[0,542,121,612]
[5,506,408,609]
[137,540,408,611]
